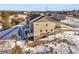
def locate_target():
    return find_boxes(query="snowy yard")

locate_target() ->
[60,16,79,28]
[36,31,79,54]
[0,31,79,54]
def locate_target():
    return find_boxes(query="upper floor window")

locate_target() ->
[51,29,53,31]
[46,23,48,26]
[36,24,38,26]
[40,29,42,32]
[46,29,48,32]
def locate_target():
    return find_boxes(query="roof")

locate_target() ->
[28,14,40,21]
[30,15,56,23]
[49,16,61,21]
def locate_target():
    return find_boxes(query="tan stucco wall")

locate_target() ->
[33,22,56,37]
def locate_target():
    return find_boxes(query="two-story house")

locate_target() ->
[29,15,56,39]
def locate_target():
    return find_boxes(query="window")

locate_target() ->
[40,29,42,32]
[51,29,53,31]
[36,24,38,26]
[46,29,48,32]
[46,23,48,26]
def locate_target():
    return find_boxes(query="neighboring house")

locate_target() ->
[30,15,56,39]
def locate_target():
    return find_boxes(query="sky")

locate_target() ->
[0,4,79,11]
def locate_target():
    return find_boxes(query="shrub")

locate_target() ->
[11,45,23,54]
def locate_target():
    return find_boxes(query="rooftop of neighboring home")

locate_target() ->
[27,14,40,21]
[27,13,66,22]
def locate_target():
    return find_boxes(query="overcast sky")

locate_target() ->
[0,4,79,11]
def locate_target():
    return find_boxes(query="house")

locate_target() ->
[30,15,56,39]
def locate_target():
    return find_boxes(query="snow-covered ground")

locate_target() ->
[14,31,79,54]
[0,31,79,54]
[37,31,79,54]
[60,16,79,28]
